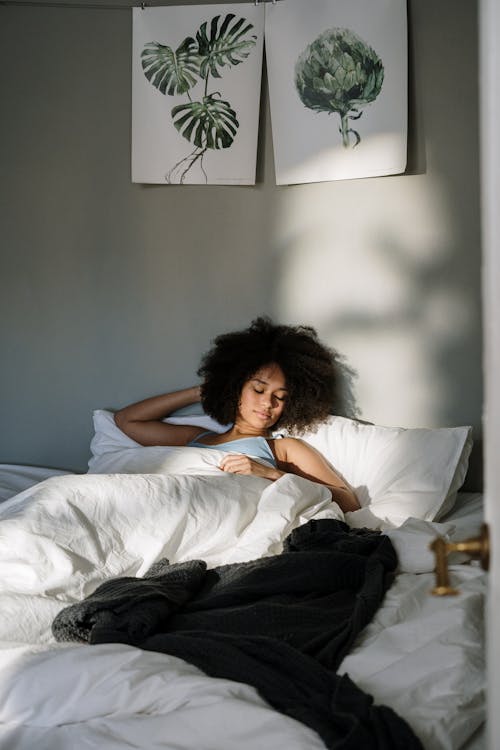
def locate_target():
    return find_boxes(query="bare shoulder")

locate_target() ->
[272,436,319,461]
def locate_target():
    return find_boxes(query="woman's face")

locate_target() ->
[236,363,288,433]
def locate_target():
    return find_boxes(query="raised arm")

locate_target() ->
[114,387,205,446]
[274,438,360,513]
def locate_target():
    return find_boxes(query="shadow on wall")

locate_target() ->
[331,353,361,421]
[269,172,482,491]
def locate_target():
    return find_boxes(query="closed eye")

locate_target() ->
[254,388,286,401]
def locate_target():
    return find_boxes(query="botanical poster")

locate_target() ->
[132,4,265,184]
[265,0,407,184]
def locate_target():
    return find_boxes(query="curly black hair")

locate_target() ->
[197,317,341,433]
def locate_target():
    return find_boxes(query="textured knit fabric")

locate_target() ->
[187,431,277,467]
[52,520,423,750]
[52,559,207,644]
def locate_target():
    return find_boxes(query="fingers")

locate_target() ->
[219,454,275,480]
[219,453,251,474]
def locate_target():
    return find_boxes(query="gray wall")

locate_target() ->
[0,0,482,488]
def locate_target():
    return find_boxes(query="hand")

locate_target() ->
[219,453,281,480]
[191,385,202,402]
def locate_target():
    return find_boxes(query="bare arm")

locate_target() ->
[274,438,360,513]
[114,387,205,446]
[218,437,359,512]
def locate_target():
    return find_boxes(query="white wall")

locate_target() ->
[0,0,482,483]
[480,0,500,744]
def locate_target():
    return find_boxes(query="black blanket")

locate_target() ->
[53,519,423,750]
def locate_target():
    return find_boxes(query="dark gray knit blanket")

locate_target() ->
[52,519,423,750]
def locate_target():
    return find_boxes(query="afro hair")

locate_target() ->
[197,317,342,433]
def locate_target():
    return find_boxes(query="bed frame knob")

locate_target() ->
[429,522,489,596]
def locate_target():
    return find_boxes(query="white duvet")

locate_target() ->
[0,449,486,750]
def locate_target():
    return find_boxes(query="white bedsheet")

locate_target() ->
[0,643,327,750]
[0,463,71,504]
[340,564,486,750]
[0,455,486,750]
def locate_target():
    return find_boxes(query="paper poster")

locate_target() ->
[265,0,407,184]
[132,4,265,185]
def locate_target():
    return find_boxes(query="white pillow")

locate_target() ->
[88,409,227,471]
[298,416,472,529]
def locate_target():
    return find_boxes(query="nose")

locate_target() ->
[260,394,272,409]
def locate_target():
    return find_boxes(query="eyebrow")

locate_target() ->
[252,378,288,392]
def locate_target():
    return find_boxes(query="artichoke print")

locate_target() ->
[141,14,256,183]
[295,27,384,148]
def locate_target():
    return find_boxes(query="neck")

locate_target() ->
[227,422,271,439]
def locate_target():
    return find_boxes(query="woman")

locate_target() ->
[114,318,359,513]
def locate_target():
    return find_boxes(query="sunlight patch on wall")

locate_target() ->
[272,132,408,185]
[273,175,473,427]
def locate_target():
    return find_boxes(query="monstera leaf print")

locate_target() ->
[141,37,201,96]
[172,94,238,150]
[141,12,256,183]
[196,14,256,79]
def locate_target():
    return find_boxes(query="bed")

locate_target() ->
[0,412,486,750]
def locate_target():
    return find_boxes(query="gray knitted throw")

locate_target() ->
[52,519,423,750]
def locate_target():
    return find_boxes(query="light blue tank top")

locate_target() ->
[188,431,277,467]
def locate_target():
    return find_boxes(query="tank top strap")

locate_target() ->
[190,429,215,441]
